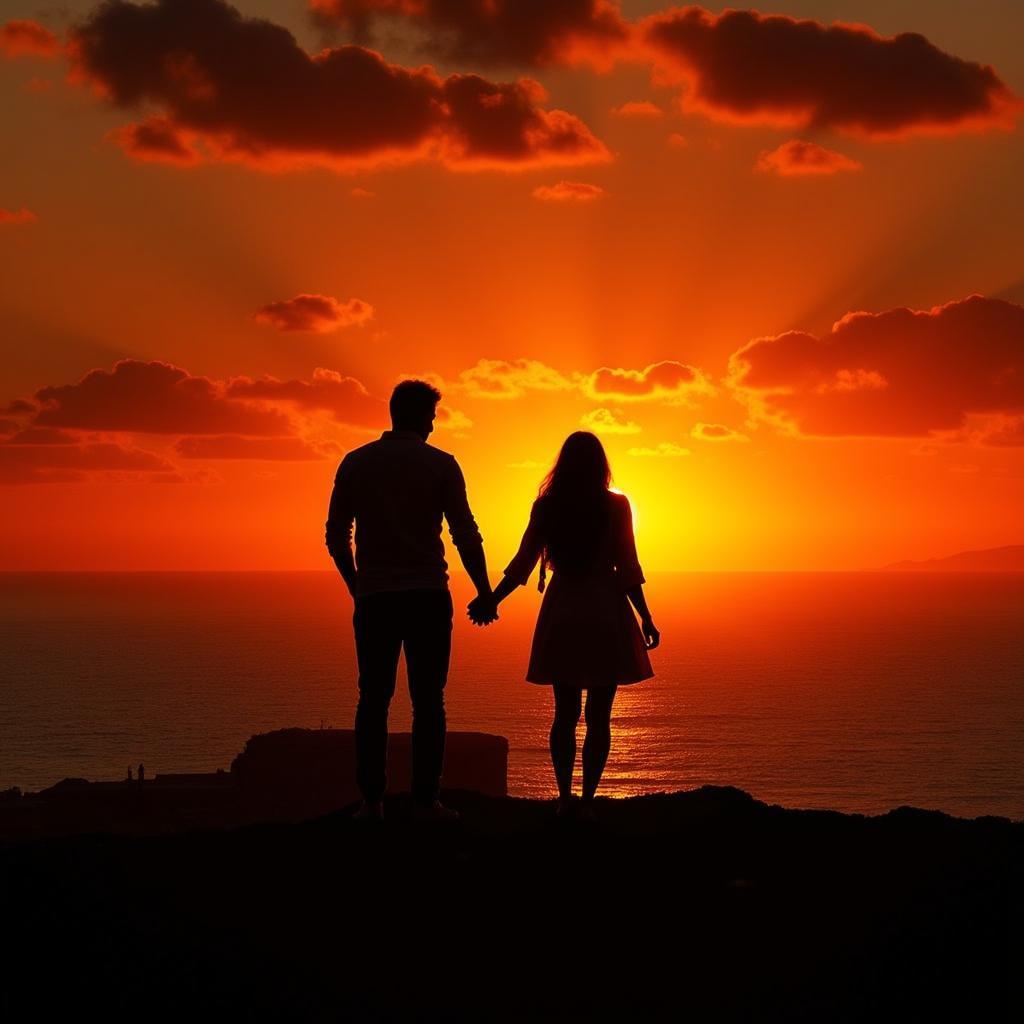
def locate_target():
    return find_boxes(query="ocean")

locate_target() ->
[1,571,1021,819]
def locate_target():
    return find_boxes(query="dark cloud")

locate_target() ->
[3,399,37,415]
[4,427,80,444]
[756,139,861,176]
[108,117,201,165]
[69,0,608,171]
[253,294,373,332]
[225,368,384,427]
[729,295,1024,442]
[0,440,174,484]
[174,435,328,460]
[32,360,292,435]
[310,0,629,69]
[640,6,1018,136]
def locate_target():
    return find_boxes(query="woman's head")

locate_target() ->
[536,432,612,572]
[539,431,611,500]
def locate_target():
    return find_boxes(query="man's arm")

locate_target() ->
[468,498,541,623]
[443,457,492,602]
[325,459,357,596]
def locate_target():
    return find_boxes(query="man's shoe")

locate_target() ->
[412,800,460,823]
[353,800,384,821]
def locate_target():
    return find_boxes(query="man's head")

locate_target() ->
[389,379,442,439]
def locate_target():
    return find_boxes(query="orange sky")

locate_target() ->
[1,1,1022,571]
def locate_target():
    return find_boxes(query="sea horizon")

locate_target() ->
[3,570,1021,820]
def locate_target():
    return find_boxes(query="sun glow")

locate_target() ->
[0,2,1021,572]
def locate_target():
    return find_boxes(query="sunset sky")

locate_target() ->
[2,0,1022,571]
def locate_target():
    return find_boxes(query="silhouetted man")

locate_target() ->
[325,380,494,821]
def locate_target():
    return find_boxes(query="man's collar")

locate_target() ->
[381,429,424,442]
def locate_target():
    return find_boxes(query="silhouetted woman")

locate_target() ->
[482,432,659,820]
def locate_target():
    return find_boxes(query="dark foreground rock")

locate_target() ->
[1,787,1018,1022]
[0,729,508,841]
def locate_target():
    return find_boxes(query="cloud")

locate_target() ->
[69,0,608,172]
[532,180,606,202]
[225,367,384,427]
[729,295,1024,442]
[174,435,328,460]
[639,6,1018,137]
[3,399,36,415]
[971,414,1024,447]
[756,140,861,176]
[508,459,546,470]
[580,408,640,434]
[435,405,473,432]
[4,427,80,444]
[0,20,59,59]
[350,187,375,198]
[456,359,575,399]
[626,442,690,457]
[0,208,37,226]
[691,422,748,442]
[31,359,293,435]
[584,360,714,403]
[253,294,374,333]
[447,357,716,411]
[0,440,174,484]
[107,117,201,165]
[310,0,630,69]
[611,100,662,118]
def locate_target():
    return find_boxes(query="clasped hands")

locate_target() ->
[467,590,499,627]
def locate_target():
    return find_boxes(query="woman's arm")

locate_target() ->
[467,502,542,625]
[626,584,660,649]
[467,573,520,624]
[615,498,659,649]
[492,574,521,606]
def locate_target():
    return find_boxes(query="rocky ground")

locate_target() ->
[1,786,1018,1021]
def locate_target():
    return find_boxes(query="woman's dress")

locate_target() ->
[503,491,654,688]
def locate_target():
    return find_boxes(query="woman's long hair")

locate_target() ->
[536,431,613,579]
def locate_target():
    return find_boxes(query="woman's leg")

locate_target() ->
[550,685,582,800]
[581,686,618,802]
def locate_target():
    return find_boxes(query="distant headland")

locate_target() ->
[880,544,1024,572]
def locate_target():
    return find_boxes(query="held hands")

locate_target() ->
[467,592,499,627]
[641,616,660,650]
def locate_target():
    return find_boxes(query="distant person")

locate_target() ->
[469,432,659,821]
[126,766,133,783]
[326,380,494,822]
[137,763,145,785]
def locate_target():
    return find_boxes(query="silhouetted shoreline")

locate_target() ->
[2,783,1017,1020]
